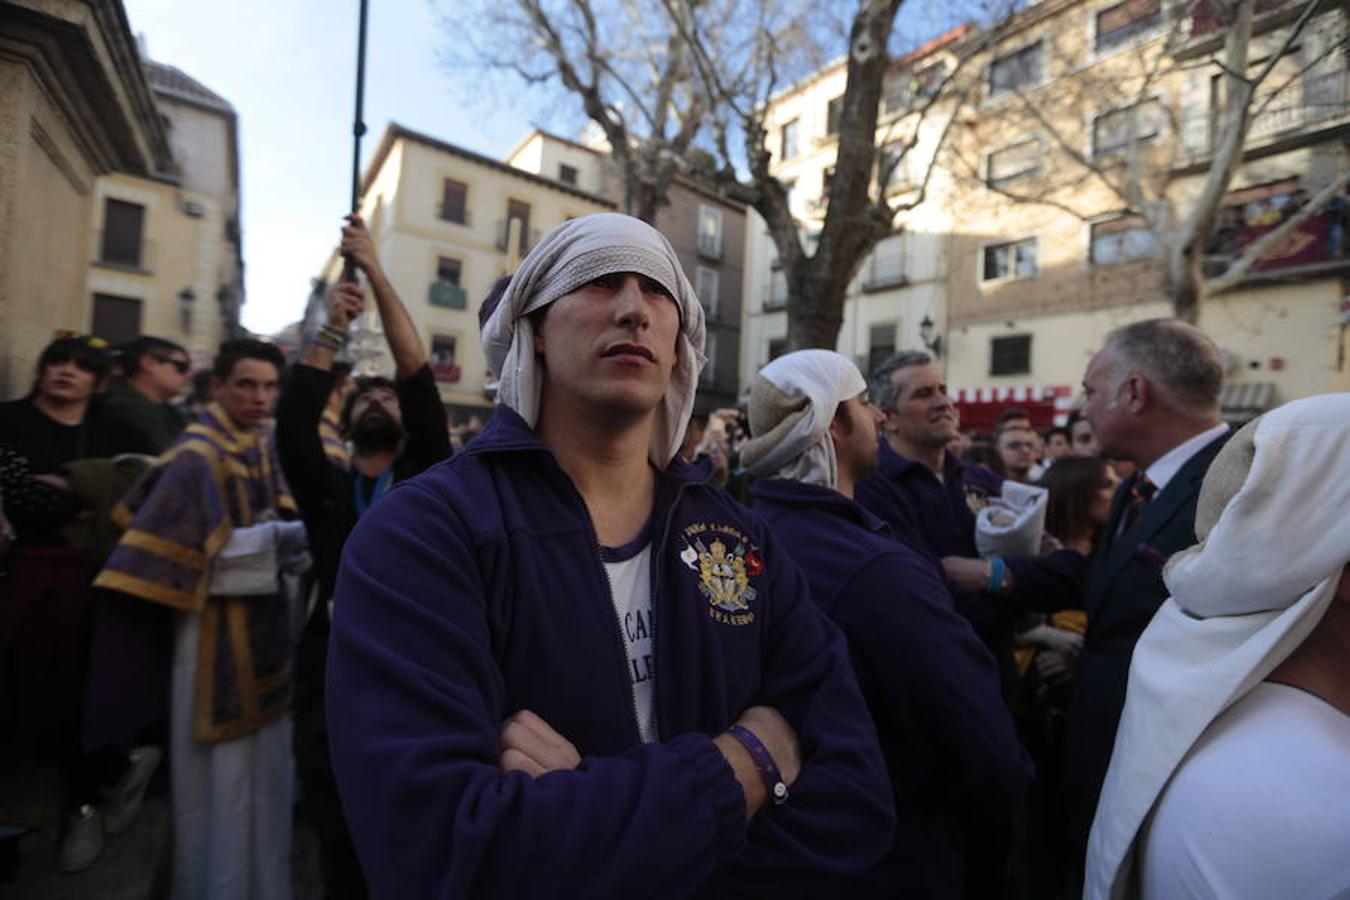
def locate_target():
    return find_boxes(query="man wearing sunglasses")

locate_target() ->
[90,336,192,458]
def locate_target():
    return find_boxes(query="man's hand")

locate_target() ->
[1034,649,1076,684]
[34,473,71,492]
[330,281,364,327]
[499,710,581,777]
[712,705,801,820]
[941,556,988,592]
[340,214,381,278]
[329,281,365,329]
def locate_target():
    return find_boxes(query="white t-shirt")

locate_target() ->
[1139,682,1350,900]
[602,543,657,744]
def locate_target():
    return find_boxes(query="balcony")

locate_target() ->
[438,204,472,226]
[428,281,468,310]
[1176,70,1350,168]
[1203,212,1349,281]
[431,361,462,383]
[697,233,722,260]
[764,280,789,310]
[93,231,155,274]
[495,219,540,256]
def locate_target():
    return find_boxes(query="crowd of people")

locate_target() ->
[0,211,1345,900]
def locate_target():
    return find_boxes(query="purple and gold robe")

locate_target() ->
[95,403,299,743]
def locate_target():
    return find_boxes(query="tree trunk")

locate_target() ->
[1167,240,1204,324]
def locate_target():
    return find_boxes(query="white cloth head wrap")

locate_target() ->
[480,213,706,467]
[739,349,867,489]
[1086,392,1350,900]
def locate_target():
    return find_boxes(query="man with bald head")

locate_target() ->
[1062,317,1230,880]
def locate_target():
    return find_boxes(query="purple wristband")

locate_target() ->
[727,724,789,806]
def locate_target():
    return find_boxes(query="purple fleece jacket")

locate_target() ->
[327,407,893,898]
[752,479,1032,899]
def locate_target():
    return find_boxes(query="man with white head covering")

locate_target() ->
[1085,393,1350,899]
[744,350,1031,899]
[327,213,892,897]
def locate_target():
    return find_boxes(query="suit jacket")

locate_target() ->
[1061,431,1230,856]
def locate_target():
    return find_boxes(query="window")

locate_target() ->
[695,266,720,320]
[505,199,531,255]
[880,143,915,191]
[1095,0,1162,50]
[885,62,947,114]
[100,199,145,267]
[91,293,143,344]
[867,323,897,377]
[436,256,462,286]
[1093,100,1163,156]
[1090,216,1159,264]
[698,204,723,258]
[986,139,1041,187]
[821,167,835,201]
[990,335,1032,376]
[558,164,578,185]
[430,334,460,383]
[862,234,905,291]
[988,42,1043,96]
[826,96,844,136]
[780,119,800,160]
[768,337,788,363]
[430,257,467,309]
[982,238,1038,282]
[440,179,468,224]
[766,270,788,309]
[701,332,718,386]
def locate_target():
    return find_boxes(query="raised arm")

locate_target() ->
[341,214,426,378]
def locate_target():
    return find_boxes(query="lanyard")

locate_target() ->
[353,467,393,517]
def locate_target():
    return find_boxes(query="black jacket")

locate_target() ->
[1061,430,1229,855]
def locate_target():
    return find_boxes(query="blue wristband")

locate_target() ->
[727,724,789,806]
[986,556,1006,593]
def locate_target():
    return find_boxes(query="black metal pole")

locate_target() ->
[342,0,371,284]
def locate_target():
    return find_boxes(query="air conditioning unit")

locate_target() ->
[183,200,206,218]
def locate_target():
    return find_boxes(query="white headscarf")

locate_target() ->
[1086,392,1350,899]
[739,349,867,489]
[480,213,706,467]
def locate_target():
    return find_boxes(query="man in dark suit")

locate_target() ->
[1062,318,1230,879]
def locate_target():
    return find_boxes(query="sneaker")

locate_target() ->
[101,746,162,836]
[58,804,104,873]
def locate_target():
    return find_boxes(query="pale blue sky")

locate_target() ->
[122,0,537,334]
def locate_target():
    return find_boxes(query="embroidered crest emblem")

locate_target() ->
[965,485,992,516]
[679,523,761,626]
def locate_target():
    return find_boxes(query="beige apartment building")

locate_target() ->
[740,28,971,394]
[740,0,1347,428]
[84,59,244,368]
[321,124,616,421]
[940,0,1349,417]
[507,130,750,411]
[0,1,170,395]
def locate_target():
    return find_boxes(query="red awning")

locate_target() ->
[949,385,1074,435]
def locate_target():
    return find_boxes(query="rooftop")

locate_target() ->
[143,60,235,114]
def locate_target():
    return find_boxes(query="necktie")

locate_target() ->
[1121,474,1158,533]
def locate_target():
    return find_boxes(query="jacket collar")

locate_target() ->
[876,439,960,484]
[467,405,708,484]
[751,478,889,534]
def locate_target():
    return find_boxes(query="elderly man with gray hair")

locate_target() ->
[743,349,1030,899]
[1061,318,1230,882]
[326,213,892,898]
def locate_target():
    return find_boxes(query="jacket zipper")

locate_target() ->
[648,480,690,744]
[557,468,645,747]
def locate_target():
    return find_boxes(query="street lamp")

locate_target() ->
[919,315,942,357]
